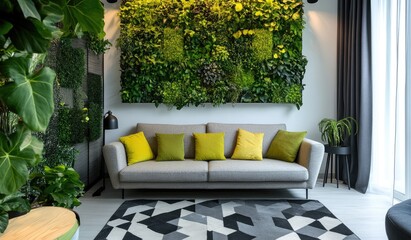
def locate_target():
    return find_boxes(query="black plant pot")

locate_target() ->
[324,145,351,155]
[323,145,352,189]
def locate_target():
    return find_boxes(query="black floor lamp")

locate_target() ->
[92,110,118,197]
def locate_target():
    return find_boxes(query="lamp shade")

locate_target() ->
[104,111,118,130]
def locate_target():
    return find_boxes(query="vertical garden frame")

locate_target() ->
[118,0,307,109]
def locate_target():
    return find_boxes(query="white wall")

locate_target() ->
[103,0,338,144]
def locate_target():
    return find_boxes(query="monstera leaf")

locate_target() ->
[0,57,55,132]
[8,18,52,53]
[0,20,12,35]
[40,1,64,39]
[0,192,30,233]
[1,0,104,53]
[0,125,43,195]
[17,0,41,20]
[61,0,104,38]
[3,2,49,53]
[1,0,63,53]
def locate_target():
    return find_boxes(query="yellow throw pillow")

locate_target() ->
[119,132,154,165]
[231,129,264,160]
[156,133,185,161]
[193,132,226,160]
[266,130,307,162]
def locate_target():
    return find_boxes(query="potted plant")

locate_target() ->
[0,0,104,233]
[318,116,358,188]
[29,165,84,209]
[318,116,358,148]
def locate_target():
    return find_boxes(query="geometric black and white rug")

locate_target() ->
[94,199,360,240]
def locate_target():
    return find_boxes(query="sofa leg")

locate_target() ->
[122,189,125,199]
[305,189,308,199]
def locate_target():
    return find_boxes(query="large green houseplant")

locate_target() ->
[29,165,84,209]
[0,0,104,233]
[318,117,358,147]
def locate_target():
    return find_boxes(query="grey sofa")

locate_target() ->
[103,123,325,198]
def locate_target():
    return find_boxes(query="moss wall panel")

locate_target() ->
[119,0,307,109]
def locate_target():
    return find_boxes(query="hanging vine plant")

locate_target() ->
[119,0,307,109]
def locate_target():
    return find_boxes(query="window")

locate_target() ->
[370,0,410,200]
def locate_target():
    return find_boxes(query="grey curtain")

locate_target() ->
[337,0,372,193]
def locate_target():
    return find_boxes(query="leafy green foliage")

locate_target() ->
[86,73,103,141]
[231,64,255,88]
[87,73,103,104]
[209,81,240,105]
[60,0,105,38]
[212,45,230,62]
[0,125,43,195]
[160,79,208,110]
[0,57,55,132]
[56,39,85,89]
[119,0,307,109]
[29,165,84,209]
[58,104,86,145]
[57,104,72,145]
[1,0,62,53]
[27,86,80,208]
[0,0,104,232]
[72,109,87,144]
[162,28,184,62]
[252,29,273,62]
[34,83,78,169]
[0,102,18,135]
[0,192,30,233]
[44,145,78,169]
[86,33,112,55]
[87,103,102,141]
[318,117,358,146]
[1,0,103,54]
[199,62,224,86]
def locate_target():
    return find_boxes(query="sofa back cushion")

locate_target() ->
[136,123,206,158]
[207,123,286,157]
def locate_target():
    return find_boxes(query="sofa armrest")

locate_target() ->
[103,142,127,189]
[296,138,324,189]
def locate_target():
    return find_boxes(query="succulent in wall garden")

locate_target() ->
[198,62,225,86]
[212,45,230,62]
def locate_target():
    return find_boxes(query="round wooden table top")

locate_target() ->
[0,206,78,240]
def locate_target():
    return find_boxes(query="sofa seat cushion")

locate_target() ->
[120,160,208,182]
[208,159,308,182]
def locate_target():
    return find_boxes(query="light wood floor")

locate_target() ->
[76,179,392,240]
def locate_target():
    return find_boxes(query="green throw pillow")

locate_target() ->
[193,132,226,160]
[266,130,307,162]
[156,133,185,161]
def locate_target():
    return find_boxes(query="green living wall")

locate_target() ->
[119,0,307,109]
